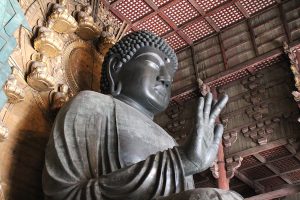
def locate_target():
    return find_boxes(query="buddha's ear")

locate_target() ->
[107,55,122,96]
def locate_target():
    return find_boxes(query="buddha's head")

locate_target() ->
[100,30,178,116]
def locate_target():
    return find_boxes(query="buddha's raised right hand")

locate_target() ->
[178,92,228,176]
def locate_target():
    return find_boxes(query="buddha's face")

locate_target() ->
[115,47,176,115]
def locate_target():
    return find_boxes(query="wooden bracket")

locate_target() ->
[226,156,243,179]
[223,130,238,148]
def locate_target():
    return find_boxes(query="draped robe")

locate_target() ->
[43,91,194,200]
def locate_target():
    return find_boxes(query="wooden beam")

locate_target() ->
[206,40,300,87]
[227,138,288,158]
[255,167,300,182]
[247,20,259,56]
[218,33,228,70]
[235,170,265,193]
[253,154,293,184]
[191,45,200,86]
[245,185,300,200]
[240,154,295,171]
[278,2,291,43]
[205,48,282,86]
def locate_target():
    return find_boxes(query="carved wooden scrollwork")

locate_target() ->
[3,74,25,104]
[210,160,219,179]
[226,156,243,179]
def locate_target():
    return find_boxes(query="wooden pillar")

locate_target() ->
[211,87,230,190]
[217,143,229,190]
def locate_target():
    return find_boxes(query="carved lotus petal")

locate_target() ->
[0,123,8,142]
[34,32,63,57]
[76,22,101,40]
[27,72,55,92]
[48,10,78,33]
[4,77,25,104]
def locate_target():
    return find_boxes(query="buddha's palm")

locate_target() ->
[179,92,229,176]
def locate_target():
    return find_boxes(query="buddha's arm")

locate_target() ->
[43,95,187,200]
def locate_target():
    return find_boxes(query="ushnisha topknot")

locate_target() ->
[100,30,178,94]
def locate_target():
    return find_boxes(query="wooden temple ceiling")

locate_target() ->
[100,0,300,198]
[101,0,300,106]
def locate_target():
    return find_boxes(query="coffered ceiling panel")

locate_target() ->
[162,0,199,26]
[104,0,283,51]
[210,4,244,29]
[181,19,214,41]
[240,0,276,16]
[164,32,187,50]
[136,15,172,35]
[195,0,229,12]
[114,0,153,22]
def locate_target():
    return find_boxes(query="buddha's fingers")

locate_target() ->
[203,92,213,121]
[208,124,224,162]
[197,97,204,127]
[209,94,229,125]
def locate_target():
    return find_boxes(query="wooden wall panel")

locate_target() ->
[194,36,224,80]
[250,8,287,55]
[172,48,196,95]
[221,22,255,68]
[283,0,300,42]
[219,61,300,156]
[155,98,198,145]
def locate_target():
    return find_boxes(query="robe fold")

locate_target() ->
[43,91,194,200]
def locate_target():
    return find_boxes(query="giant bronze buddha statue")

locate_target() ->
[43,31,243,200]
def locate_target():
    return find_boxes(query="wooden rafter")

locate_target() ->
[278,3,291,43]
[245,185,300,200]
[252,154,293,184]
[191,45,200,86]
[247,20,259,56]
[218,33,228,70]
[227,138,288,158]
[235,170,265,193]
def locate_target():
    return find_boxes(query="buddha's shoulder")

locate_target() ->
[64,90,114,114]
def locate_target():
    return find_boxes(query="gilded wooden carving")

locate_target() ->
[47,0,78,34]
[76,5,102,40]
[27,54,55,91]
[0,122,8,142]
[0,0,127,198]
[34,27,64,57]
[3,74,25,104]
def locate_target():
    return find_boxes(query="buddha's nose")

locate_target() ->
[157,66,172,87]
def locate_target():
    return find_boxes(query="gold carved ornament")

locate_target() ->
[47,0,78,34]
[26,53,55,91]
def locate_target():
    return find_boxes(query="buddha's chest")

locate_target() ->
[117,116,176,167]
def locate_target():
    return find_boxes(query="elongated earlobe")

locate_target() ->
[107,55,122,96]
[111,82,122,96]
